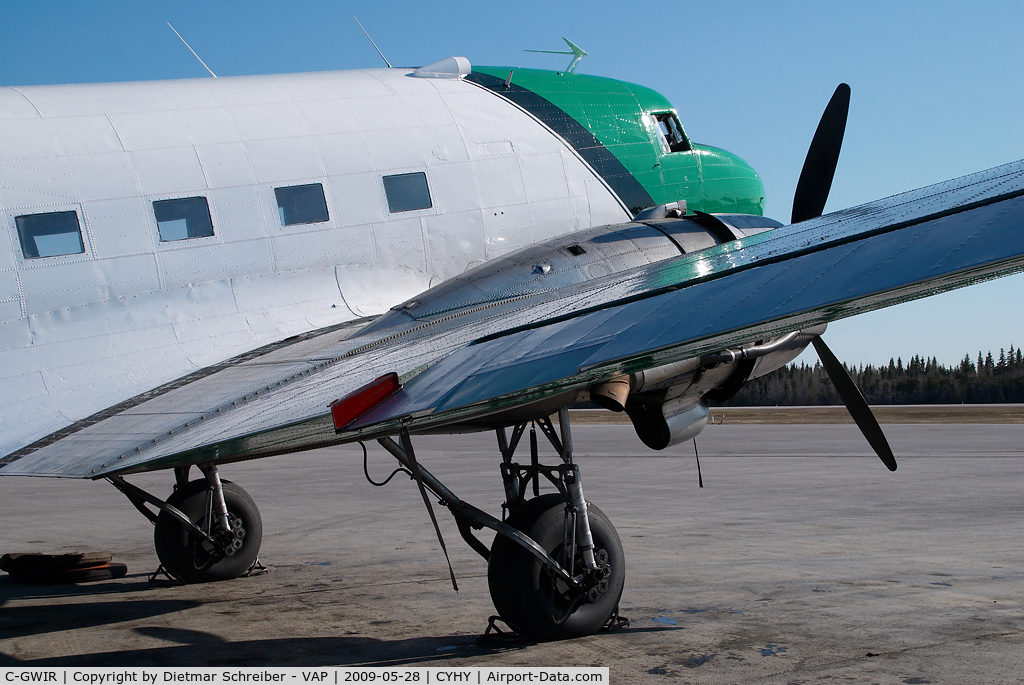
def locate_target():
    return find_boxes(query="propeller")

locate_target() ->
[811,336,897,471]
[791,83,850,224]
[791,83,896,471]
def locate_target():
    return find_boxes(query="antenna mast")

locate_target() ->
[525,37,588,73]
[167,22,217,78]
[353,17,393,68]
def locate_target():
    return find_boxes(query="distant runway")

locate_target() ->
[2,423,1023,683]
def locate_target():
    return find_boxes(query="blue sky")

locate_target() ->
[2,0,1022,367]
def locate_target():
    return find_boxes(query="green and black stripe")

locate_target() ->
[466,71,655,216]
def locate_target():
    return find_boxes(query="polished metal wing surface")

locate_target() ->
[4,160,1024,479]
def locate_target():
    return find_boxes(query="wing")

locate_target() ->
[4,160,1024,478]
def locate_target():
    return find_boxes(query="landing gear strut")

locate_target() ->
[110,464,263,583]
[489,493,623,639]
[489,408,624,639]
[378,407,625,640]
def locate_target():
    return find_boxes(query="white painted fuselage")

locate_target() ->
[0,66,629,459]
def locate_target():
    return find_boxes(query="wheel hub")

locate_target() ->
[216,513,246,556]
[583,549,612,604]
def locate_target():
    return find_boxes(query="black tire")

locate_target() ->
[153,479,262,583]
[488,493,625,640]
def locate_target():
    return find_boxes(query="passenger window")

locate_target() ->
[153,197,214,242]
[275,183,329,226]
[651,113,691,153]
[383,172,432,213]
[16,211,85,259]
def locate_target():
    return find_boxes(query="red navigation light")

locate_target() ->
[330,372,401,432]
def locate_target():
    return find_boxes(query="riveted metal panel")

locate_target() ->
[48,115,124,156]
[85,197,154,257]
[363,127,431,170]
[271,227,353,272]
[395,92,459,129]
[231,268,341,315]
[158,242,227,288]
[0,118,62,158]
[0,155,79,209]
[294,99,358,136]
[0,88,42,120]
[245,137,323,182]
[195,142,256,188]
[227,102,309,140]
[179,107,243,146]
[208,78,292,108]
[374,216,428,272]
[94,254,160,297]
[424,210,486,279]
[0,268,19,304]
[208,186,265,241]
[336,265,432,318]
[316,133,374,176]
[325,172,386,226]
[21,259,102,312]
[88,82,178,114]
[15,85,107,117]
[131,147,207,196]
[429,156,527,212]
[222,238,273,276]
[112,110,193,149]
[66,152,141,202]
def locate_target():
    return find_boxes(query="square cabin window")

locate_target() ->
[275,183,329,226]
[383,172,432,213]
[153,197,214,242]
[16,211,85,259]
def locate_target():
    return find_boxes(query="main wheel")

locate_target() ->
[488,493,625,640]
[153,479,262,583]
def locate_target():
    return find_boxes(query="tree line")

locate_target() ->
[724,345,1024,406]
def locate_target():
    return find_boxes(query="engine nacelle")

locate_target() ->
[604,326,827,450]
[626,396,709,450]
[662,399,710,447]
[362,213,782,337]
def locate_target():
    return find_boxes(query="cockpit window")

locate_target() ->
[16,211,85,258]
[651,112,691,153]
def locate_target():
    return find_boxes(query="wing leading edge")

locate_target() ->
[4,160,1024,478]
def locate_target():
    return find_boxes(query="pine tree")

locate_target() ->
[723,342,1024,407]
[959,354,974,375]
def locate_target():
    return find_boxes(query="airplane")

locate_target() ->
[2,54,1023,641]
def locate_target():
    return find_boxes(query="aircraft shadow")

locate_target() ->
[0,619,681,667]
[1,572,680,667]
[2,630,511,667]
[0,573,154,602]
[0,598,203,640]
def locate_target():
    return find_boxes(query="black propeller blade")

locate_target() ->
[811,336,897,471]
[791,83,851,224]
[786,85,893,469]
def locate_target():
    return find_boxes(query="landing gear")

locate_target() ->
[110,464,262,584]
[154,478,262,583]
[376,407,625,641]
[488,493,624,640]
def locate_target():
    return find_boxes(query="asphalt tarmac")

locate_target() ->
[2,423,1023,683]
